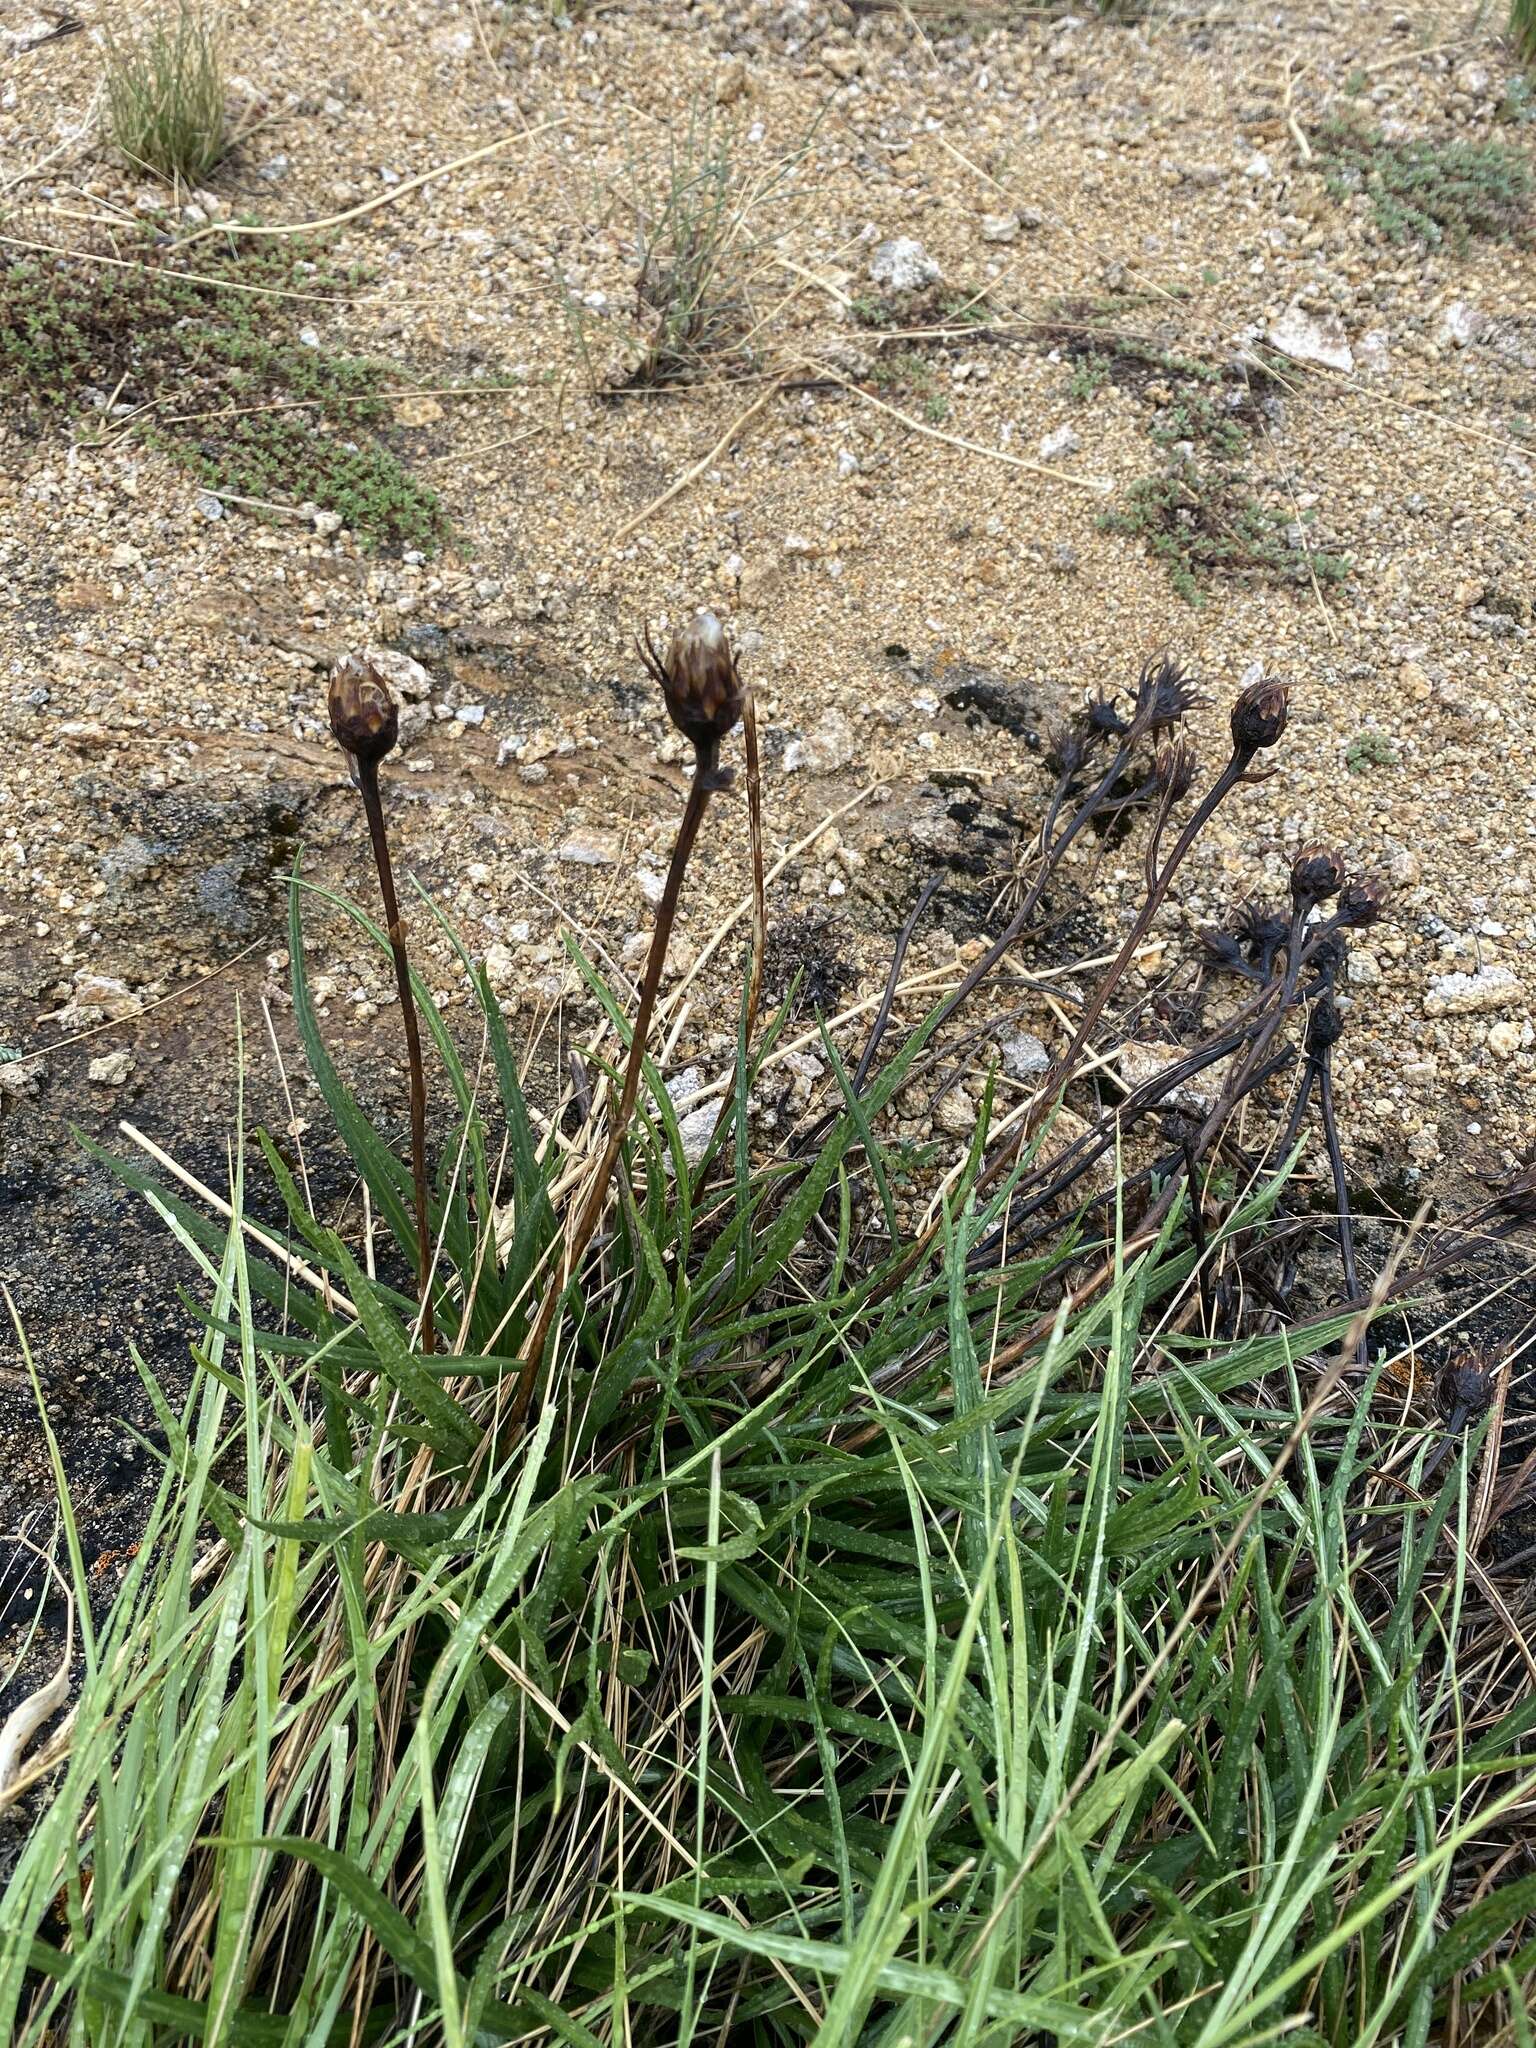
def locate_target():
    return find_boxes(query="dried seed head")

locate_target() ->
[1306,995,1345,1055]
[1136,655,1200,733]
[1233,897,1290,969]
[1290,844,1347,905]
[642,609,745,756]
[1198,925,1248,974]
[1086,691,1130,738]
[328,654,399,767]
[1229,676,1289,759]
[1048,723,1092,776]
[1336,875,1387,929]
[1154,736,1198,802]
[1437,1351,1495,1424]
[1493,1155,1536,1223]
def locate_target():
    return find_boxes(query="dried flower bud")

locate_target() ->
[1437,1351,1495,1425]
[1198,926,1249,974]
[1290,844,1347,905]
[1154,737,1197,802]
[1306,996,1345,1055]
[1337,876,1386,929]
[1086,691,1130,738]
[1229,676,1289,759]
[641,609,744,755]
[328,654,399,767]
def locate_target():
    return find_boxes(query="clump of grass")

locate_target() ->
[0,234,445,551]
[1511,0,1536,73]
[1345,728,1399,773]
[104,3,227,187]
[871,346,949,420]
[6,639,1536,2042]
[588,96,809,388]
[1314,115,1536,248]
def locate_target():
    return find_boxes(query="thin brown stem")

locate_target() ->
[357,759,435,1356]
[742,696,767,1047]
[509,750,719,1432]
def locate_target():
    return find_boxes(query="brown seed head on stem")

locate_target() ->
[641,608,745,770]
[328,653,399,767]
[1154,736,1198,803]
[1229,676,1290,761]
[1290,844,1347,906]
[1336,875,1387,929]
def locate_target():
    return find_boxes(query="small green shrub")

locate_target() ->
[104,4,226,186]
[872,345,949,419]
[0,235,446,551]
[1058,325,1342,603]
[1315,117,1535,249]
[1512,0,1536,69]
[1345,730,1399,773]
[593,95,809,388]
[1101,459,1350,606]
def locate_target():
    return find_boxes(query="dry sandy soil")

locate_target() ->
[2,0,1534,1547]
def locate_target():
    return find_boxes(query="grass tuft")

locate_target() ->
[3,643,1534,2042]
[104,3,227,188]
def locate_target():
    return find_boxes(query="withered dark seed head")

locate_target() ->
[641,609,745,756]
[1229,676,1290,759]
[1336,875,1387,929]
[328,654,399,767]
[1437,1351,1495,1424]
[1306,996,1345,1055]
[1154,736,1198,802]
[1290,844,1347,905]
[1137,655,1200,733]
[1085,690,1130,738]
[1233,897,1290,966]
[1049,724,1092,775]
[1492,1155,1536,1223]
[1198,926,1248,973]
[1311,930,1349,978]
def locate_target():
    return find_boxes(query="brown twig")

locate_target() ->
[742,693,767,1047]
[328,655,435,1354]
[507,613,742,1434]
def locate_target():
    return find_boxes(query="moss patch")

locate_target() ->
[0,231,447,552]
[1313,118,1535,250]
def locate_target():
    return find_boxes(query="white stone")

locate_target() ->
[979,212,1021,244]
[558,831,620,866]
[1424,964,1521,1017]
[87,1048,135,1086]
[1039,424,1081,460]
[362,646,433,700]
[998,1028,1049,1080]
[868,236,941,292]
[782,710,855,775]
[1267,303,1354,373]
[484,943,517,990]
[1438,300,1487,349]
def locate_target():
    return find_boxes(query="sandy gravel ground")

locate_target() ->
[2,0,1534,1536]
